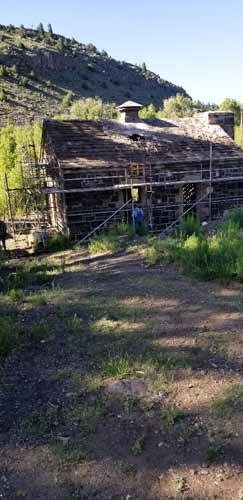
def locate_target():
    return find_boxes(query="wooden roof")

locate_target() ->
[43,115,243,170]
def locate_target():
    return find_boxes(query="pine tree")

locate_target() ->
[47,23,53,35]
[36,23,45,37]
[62,91,73,107]
[141,62,147,75]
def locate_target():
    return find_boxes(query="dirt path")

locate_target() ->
[1,249,243,499]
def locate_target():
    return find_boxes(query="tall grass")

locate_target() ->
[88,223,135,255]
[88,233,122,255]
[178,214,202,239]
[35,233,71,253]
[147,207,243,283]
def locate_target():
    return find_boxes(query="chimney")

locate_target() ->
[117,101,143,123]
[207,111,235,140]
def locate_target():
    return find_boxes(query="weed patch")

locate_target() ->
[130,434,145,456]
[211,384,243,418]
[28,292,48,306]
[88,233,122,255]
[51,441,86,464]
[206,443,224,464]
[146,211,243,283]
[65,314,83,333]
[71,398,106,433]
[102,354,131,378]
[161,407,185,428]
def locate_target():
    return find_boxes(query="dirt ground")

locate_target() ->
[1,247,243,499]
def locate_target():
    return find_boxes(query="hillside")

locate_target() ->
[0,24,188,126]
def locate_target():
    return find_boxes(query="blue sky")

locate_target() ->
[2,0,243,103]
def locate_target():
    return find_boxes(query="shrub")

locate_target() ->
[114,222,135,238]
[29,322,49,341]
[236,256,243,281]
[62,90,73,107]
[11,64,18,74]
[0,65,7,77]
[178,214,202,239]
[19,76,28,87]
[16,40,25,49]
[5,288,24,302]
[225,206,243,229]
[56,37,64,52]
[146,221,243,283]
[28,293,48,306]
[42,233,70,253]
[146,237,181,265]
[0,89,7,102]
[70,97,117,120]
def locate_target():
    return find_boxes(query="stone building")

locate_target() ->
[41,101,243,238]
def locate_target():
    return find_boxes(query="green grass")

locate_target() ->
[161,407,185,428]
[51,442,87,464]
[146,208,243,283]
[28,292,48,306]
[8,260,54,290]
[5,288,24,303]
[71,398,106,433]
[211,384,243,418]
[130,434,145,456]
[65,314,83,332]
[206,443,224,464]
[90,317,119,334]
[177,214,202,239]
[102,354,131,378]
[88,233,122,255]
[35,233,71,253]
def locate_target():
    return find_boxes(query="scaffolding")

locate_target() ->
[4,143,50,248]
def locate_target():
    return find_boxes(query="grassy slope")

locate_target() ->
[0,25,188,126]
[1,247,243,498]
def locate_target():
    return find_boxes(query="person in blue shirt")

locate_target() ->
[0,220,7,251]
[133,203,144,232]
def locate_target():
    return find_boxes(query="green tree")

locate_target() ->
[219,98,241,126]
[0,65,8,77]
[19,24,26,37]
[62,91,73,107]
[139,103,157,119]
[19,76,28,87]
[0,122,41,216]
[0,89,7,102]
[47,23,53,35]
[66,97,117,120]
[161,93,194,118]
[141,62,147,75]
[36,22,45,37]
[85,43,98,54]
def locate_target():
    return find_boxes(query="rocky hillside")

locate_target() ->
[0,24,188,126]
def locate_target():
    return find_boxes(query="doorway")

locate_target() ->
[182,183,197,214]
